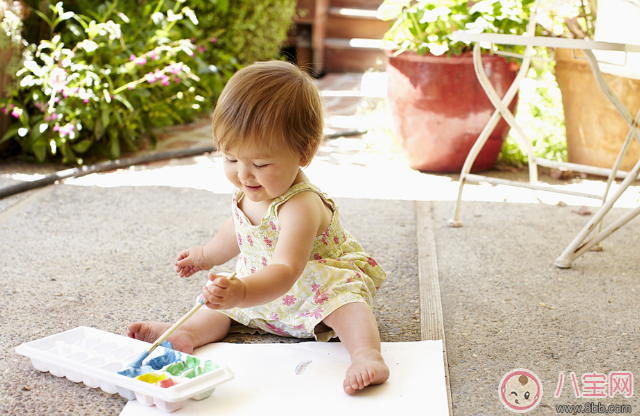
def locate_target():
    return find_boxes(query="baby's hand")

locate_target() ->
[202,273,245,309]
[175,246,213,278]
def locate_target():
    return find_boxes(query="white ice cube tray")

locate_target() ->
[15,326,234,413]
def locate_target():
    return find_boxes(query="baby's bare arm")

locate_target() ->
[175,216,239,277]
[202,216,240,265]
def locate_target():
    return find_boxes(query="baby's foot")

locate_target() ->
[127,322,195,354]
[344,349,390,394]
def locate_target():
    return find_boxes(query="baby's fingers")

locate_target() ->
[208,273,231,288]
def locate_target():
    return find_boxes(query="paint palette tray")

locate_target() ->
[15,326,234,413]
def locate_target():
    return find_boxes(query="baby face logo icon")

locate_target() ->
[499,369,543,413]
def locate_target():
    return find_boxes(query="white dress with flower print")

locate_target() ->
[219,182,386,341]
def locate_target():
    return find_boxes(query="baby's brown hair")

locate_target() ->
[212,61,324,165]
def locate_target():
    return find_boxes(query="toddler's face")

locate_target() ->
[222,142,305,203]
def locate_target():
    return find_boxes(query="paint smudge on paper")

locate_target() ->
[295,360,312,375]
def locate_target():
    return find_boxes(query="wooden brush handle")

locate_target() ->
[149,271,237,352]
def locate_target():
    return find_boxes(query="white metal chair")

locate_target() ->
[447,0,640,268]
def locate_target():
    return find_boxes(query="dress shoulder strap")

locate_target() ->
[267,182,336,219]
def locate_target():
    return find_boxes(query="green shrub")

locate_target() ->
[195,0,297,67]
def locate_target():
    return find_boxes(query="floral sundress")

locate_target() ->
[218,182,386,341]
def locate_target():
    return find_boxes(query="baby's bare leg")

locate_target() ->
[322,302,389,394]
[127,309,232,354]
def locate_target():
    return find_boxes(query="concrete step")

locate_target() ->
[323,37,386,72]
[328,6,378,18]
[324,37,383,49]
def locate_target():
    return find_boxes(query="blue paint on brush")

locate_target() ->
[119,341,175,378]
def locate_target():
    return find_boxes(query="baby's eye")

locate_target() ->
[253,163,269,169]
[225,157,237,163]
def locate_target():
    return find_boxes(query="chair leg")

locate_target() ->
[555,156,640,268]
[448,109,504,227]
[448,43,531,227]
[558,50,640,257]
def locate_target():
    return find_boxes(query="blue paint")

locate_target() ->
[119,341,177,378]
[147,348,182,370]
[126,350,149,372]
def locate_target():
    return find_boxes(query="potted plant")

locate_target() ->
[377,0,535,172]
[542,0,640,173]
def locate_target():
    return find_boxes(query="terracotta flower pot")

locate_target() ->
[555,48,640,172]
[385,51,518,172]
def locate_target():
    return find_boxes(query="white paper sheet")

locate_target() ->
[121,341,449,415]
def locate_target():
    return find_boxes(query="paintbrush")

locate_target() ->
[127,271,238,369]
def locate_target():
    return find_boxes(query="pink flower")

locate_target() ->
[197,46,206,53]
[57,123,75,138]
[149,51,158,60]
[367,257,379,267]
[129,54,136,61]
[210,37,217,43]
[263,237,272,248]
[166,63,182,74]
[11,108,20,118]
[311,284,320,292]
[161,77,170,86]
[334,236,340,244]
[134,57,147,66]
[265,323,287,336]
[282,295,296,306]
[309,308,323,319]
[314,289,328,304]
[313,253,322,261]
[270,313,280,321]
[145,72,157,84]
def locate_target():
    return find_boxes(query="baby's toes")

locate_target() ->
[345,372,359,394]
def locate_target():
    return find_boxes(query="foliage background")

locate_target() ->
[0,0,296,164]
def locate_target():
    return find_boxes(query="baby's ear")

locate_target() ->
[300,141,321,167]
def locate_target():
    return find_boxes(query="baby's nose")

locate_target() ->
[238,165,253,180]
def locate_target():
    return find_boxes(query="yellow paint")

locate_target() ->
[136,373,168,385]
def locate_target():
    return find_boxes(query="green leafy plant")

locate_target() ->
[377,0,536,56]
[195,0,297,67]
[0,1,219,164]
